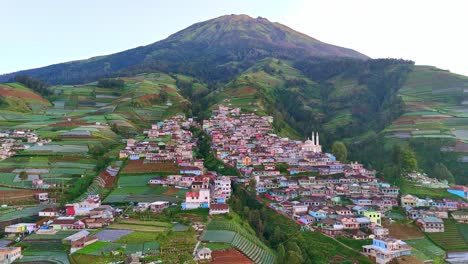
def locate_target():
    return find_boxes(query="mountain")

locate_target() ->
[0,14,367,85]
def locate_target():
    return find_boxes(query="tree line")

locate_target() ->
[14,75,51,96]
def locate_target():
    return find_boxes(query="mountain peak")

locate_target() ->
[164,14,368,59]
[0,14,368,84]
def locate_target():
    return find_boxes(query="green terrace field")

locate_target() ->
[387,66,468,143]
[0,204,51,222]
[404,237,445,262]
[72,217,196,263]
[202,214,276,264]
[425,219,468,252]
[0,156,97,187]
[103,174,188,204]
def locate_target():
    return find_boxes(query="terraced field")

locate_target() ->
[205,221,275,264]
[404,237,445,261]
[426,219,468,252]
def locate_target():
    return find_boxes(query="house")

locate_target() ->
[149,201,170,212]
[39,207,59,217]
[363,210,381,226]
[340,217,360,229]
[452,210,468,224]
[309,207,328,221]
[448,185,468,199]
[416,216,444,232]
[372,227,389,237]
[148,177,166,185]
[35,192,49,202]
[62,230,97,250]
[180,166,202,176]
[89,205,115,219]
[316,218,344,237]
[0,247,22,264]
[299,215,314,225]
[182,188,210,210]
[5,223,36,234]
[362,238,412,264]
[50,217,85,230]
[292,205,308,215]
[196,247,212,260]
[401,194,420,207]
[209,204,230,215]
[66,195,101,216]
[82,218,113,229]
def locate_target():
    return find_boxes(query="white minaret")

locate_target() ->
[316,132,319,145]
[311,132,315,145]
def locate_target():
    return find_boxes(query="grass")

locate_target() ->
[205,242,232,251]
[119,219,173,227]
[75,241,110,254]
[336,237,372,251]
[108,223,168,232]
[114,231,161,244]
[400,180,461,200]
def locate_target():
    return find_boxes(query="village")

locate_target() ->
[0,106,467,264]
[203,105,468,264]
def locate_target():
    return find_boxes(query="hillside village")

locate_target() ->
[0,105,467,264]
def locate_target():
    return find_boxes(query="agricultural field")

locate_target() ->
[201,214,275,264]
[103,173,188,204]
[0,204,51,222]
[121,160,179,174]
[404,237,445,262]
[387,66,468,144]
[425,219,468,252]
[72,215,196,263]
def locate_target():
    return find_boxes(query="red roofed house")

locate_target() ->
[209,204,229,215]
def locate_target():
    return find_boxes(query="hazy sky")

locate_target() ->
[1,0,468,75]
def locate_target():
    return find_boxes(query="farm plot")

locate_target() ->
[211,249,253,264]
[103,174,183,203]
[202,230,236,243]
[0,204,51,221]
[404,238,445,261]
[205,220,275,264]
[92,229,133,242]
[108,223,168,232]
[121,160,179,174]
[25,144,89,154]
[426,220,468,252]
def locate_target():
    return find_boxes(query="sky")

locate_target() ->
[1,0,468,75]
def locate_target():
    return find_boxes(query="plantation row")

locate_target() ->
[231,233,275,264]
[426,220,468,252]
[207,221,270,251]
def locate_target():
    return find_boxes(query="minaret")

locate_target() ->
[316,132,319,146]
[311,132,315,145]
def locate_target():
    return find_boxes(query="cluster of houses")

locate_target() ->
[401,194,468,232]
[148,173,232,215]
[119,115,198,165]
[0,130,50,160]
[4,195,119,239]
[201,105,468,264]
[405,172,449,188]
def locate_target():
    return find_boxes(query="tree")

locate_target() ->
[159,89,168,103]
[331,141,348,162]
[401,147,418,173]
[277,244,286,264]
[19,171,28,187]
[287,250,304,264]
[432,163,455,183]
[248,178,257,196]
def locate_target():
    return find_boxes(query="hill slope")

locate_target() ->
[0,14,367,85]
